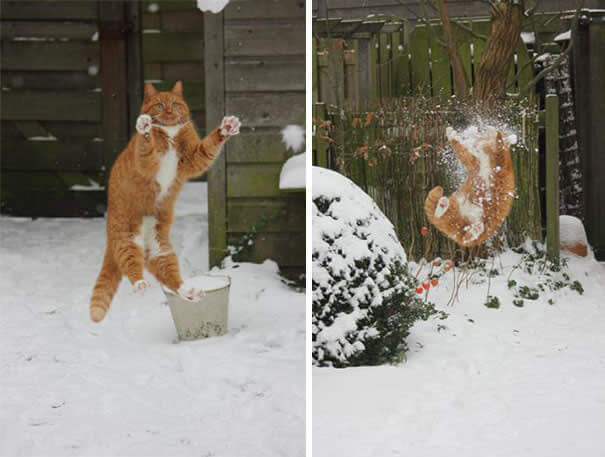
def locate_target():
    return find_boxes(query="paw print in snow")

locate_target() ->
[220,116,241,137]
[136,114,152,136]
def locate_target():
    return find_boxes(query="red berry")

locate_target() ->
[422,281,430,291]
[421,226,429,236]
[415,286,424,294]
[431,278,439,287]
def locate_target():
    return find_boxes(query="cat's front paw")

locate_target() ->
[177,284,205,303]
[136,114,152,136]
[220,115,241,137]
[133,279,151,294]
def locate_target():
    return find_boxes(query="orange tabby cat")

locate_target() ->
[89,81,240,322]
[425,126,515,247]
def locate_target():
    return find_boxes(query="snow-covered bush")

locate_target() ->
[313,167,434,367]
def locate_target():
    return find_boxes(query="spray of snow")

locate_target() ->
[196,0,230,13]
[279,153,306,190]
[281,124,305,153]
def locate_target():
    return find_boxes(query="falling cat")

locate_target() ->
[89,81,240,322]
[425,126,516,248]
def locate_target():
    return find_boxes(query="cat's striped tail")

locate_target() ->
[90,252,121,322]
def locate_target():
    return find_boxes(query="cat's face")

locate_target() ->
[141,81,190,126]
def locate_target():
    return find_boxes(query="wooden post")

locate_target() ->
[125,0,143,133]
[545,94,560,262]
[572,10,605,260]
[205,11,226,268]
[99,1,128,179]
[357,38,372,109]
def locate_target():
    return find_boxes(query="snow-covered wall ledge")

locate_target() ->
[279,153,306,191]
[279,124,306,191]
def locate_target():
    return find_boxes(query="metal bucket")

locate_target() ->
[163,275,230,341]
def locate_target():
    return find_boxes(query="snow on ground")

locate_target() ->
[0,182,305,457]
[314,249,605,457]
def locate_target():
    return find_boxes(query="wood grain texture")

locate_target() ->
[545,95,560,262]
[0,1,99,20]
[226,92,304,127]
[224,22,305,57]
[226,134,289,163]
[1,91,102,121]
[205,11,227,267]
[227,231,305,267]
[227,196,305,232]
[1,41,100,71]
[1,139,104,171]
[227,163,283,198]
[1,71,100,90]
[225,59,305,92]
[1,21,98,40]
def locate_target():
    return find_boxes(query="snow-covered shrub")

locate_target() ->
[312,167,434,367]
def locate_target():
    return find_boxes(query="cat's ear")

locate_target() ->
[144,82,158,100]
[171,80,183,96]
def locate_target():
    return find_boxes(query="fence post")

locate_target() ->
[545,94,560,262]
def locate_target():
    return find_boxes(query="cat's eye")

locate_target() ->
[171,102,179,109]
[156,103,164,110]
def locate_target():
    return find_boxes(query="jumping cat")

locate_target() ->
[89,81,240,322]
[424,126,515,248]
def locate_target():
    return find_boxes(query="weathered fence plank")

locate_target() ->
[205,10,227,267]
[1,42,100,71]
[227,164,283,198]
[224,22,305,57]
[545,94,560,262]
[1,91,102,121]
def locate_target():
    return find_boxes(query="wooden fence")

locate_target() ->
[205,0,306,274]
[1,0,142,217]
[141,0,206,133]
[312,17,566,259]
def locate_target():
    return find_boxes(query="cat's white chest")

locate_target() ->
[156,146,178,200]
[154,124,184,201]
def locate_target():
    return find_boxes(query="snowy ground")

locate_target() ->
[314,249,605,456]
[0,183,305,457]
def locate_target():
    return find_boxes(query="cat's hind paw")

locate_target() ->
[220,115,241,137]
[177,284,205,303]
[435,196,449,218]
[133,279,151,294]
[136,114,152,136]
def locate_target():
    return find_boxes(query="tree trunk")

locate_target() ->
[475,0,524,103]
[438,0,468,97]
